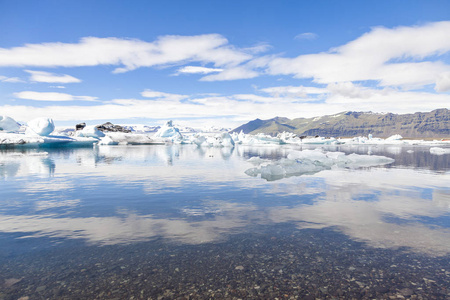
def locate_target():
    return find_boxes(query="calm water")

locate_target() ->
[0,144,449,299]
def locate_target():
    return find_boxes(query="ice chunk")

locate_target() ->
[246,149,395,181]
[260,164,285,179]
[103,132,161,145]
[26,117,55,136]
[244,167,260,177]
[74,126,105,138]
[430,147,450,155]
[343,153,395,168]
[218,132,235,147]
[0,116,20,132]
[386,134,403,141]
[97,135,118,145]
[301,136,338,145]
[191,134,207,146]
[153,120,183,143]
[246,156,270,165]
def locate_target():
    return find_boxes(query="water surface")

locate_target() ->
[0,144,449,299]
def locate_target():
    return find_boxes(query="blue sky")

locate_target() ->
[1,0,449,128]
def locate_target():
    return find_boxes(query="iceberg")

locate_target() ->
[153,120,183,143]
[0,116,20,133]
[245,149,395,181]
[26,117,55,136]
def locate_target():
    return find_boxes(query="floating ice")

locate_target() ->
[430,147,450,155]
[97,135,117,145]
[0,116,20,133]
[246,149,395,181]
[74,126,105,138]
[386,134,403,141]
[153,120,183,143]
[26,117,55,136]
[231,131,283,145]
[97,132,163,145]
[246,156,270,165]
[0,132,98,148]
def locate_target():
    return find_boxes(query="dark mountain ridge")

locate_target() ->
[232,109,450,138]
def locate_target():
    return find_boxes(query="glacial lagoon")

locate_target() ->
[0,144,449,299]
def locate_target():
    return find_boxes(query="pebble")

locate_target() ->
[400,288,414,296]
[235,266,244,270]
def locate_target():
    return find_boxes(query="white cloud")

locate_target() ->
[13,91,98,101]
[327,82,373,99]
[435,72,450,92]
[294,32,318,40]
[268,21,450,89]
[25,70,81,83]
[0,35,254,73]
[176,66,223,75]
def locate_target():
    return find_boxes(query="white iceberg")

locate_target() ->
[26,117,55,136]
[0,116,20,133]
[246,149,395,181]
[153,120,183,143]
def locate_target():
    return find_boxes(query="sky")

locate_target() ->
[0,0,449,128]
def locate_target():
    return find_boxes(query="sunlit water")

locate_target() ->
[0,144,449,299]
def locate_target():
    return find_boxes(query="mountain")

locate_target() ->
[232,109,450,138]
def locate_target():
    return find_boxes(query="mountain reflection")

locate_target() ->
[0,145,449,256]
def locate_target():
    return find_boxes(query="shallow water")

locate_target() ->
[0,144,449,299]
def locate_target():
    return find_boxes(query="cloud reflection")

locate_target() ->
[0,146,449,256]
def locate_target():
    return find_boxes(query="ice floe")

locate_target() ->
[245,149,395,181]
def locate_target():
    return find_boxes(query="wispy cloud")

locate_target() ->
[294,32,318,40]
[200,66,259,81]
[25,70,81,83]
[176,66,223,75]
[13,91,98,101]
[0,75,24,83]
[140,89,188,102]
